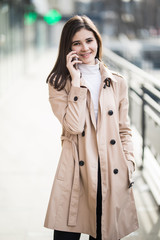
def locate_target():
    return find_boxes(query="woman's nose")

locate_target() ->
[81,43,88,51]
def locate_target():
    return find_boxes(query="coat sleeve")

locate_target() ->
[48,83,87,135]
[118,76,135,177]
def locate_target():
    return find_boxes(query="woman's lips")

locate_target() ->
[80,52,91,58]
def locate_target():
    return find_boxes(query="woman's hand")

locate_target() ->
[66,51,82,87]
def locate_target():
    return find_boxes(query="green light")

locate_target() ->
[44,9,62,25]
[24,12,37,25]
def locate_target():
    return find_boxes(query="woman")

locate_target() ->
[44,15,139,240]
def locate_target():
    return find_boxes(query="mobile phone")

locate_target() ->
[72,57,78,69]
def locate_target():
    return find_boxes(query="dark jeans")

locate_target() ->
[54,159,102,240]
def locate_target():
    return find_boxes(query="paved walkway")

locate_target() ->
[0,49,159,240]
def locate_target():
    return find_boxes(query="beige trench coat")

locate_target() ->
[44,61,139,240]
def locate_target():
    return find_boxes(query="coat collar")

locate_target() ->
[80,60,117,87]
[99,61,117,83]
[79,60,117,131]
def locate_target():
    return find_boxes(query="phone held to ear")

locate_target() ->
[71,57,78,70]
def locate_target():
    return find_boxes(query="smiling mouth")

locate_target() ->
[80,52,91,57]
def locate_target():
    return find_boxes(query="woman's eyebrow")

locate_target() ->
[86,37,93,40]
[72,40,80,44]
[72,37,93,44]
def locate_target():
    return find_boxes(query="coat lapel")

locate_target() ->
[80,61,118,132]
[97,62,118,129]
[80,77,97,130]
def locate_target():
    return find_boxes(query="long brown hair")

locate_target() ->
[46,15,103,90]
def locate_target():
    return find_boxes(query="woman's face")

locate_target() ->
[71,28,98,65]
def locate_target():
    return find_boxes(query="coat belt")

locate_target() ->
[61,136,80,226]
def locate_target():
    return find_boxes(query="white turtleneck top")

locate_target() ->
[78,59,101,122]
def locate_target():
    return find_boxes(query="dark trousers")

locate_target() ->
[54,159,102,240]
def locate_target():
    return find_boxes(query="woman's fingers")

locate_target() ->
[66,51,82,80]
[66,51,81,69]
[67,51,78,63]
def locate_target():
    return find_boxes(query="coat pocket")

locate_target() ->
[56,142,69,181]
[120,147,134,188]
[56,150,66,181]
[126,161,134,188]
[56,141,74,182]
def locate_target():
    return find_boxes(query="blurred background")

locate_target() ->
[0,0,160,240]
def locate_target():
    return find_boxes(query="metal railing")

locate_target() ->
[103,48,160,208]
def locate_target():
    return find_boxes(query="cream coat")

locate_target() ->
[44,61,139,240]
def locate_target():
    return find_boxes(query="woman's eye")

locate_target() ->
[87,39,93,43]
[73,42,80,46]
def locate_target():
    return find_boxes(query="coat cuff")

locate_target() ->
[127,160,134,174]
[125,153,135,171]
[127,160,135,187]
[68,86,87,102]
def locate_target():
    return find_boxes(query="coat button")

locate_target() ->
[110,139,116,145]
[82,130,85,137]
[129,182,134,188]
[108,110,113,116]
[113,169,118,174]
[74,96,78,101]
[79,160,84,166]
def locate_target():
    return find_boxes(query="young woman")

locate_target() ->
[44,15,139,240]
